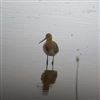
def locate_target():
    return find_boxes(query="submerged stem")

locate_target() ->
[76,56,79,100]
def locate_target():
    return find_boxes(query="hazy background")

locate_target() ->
[2,0,99,2]
[1,1,99,100]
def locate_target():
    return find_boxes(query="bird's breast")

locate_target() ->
[43,41,59,56]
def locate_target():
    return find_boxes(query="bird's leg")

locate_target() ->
[46,55,48,70]
[52,56,54,70]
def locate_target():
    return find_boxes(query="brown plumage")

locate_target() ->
[39,33,59,70]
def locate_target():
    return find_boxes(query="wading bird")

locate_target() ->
[39,33,59,70]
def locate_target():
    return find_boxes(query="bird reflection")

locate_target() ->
[41,69,58,95]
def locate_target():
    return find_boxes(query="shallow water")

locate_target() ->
[1,1,99,100]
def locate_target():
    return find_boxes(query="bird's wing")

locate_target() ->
[53,41,59,54]
[43,43,49,55]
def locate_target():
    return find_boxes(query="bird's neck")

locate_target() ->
[47,38,52,42]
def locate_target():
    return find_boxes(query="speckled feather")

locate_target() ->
[43,41,59,56]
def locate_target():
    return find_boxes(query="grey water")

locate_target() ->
[1,1,99,100]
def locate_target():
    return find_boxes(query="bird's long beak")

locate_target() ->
[39,38,46,44]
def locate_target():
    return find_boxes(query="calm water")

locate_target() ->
[1,1,99,100]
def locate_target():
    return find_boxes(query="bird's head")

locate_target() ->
[39,33,52,44]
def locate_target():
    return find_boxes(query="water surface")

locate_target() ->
[1,2,99,100]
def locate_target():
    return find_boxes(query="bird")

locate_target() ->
[39,33,59,70]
